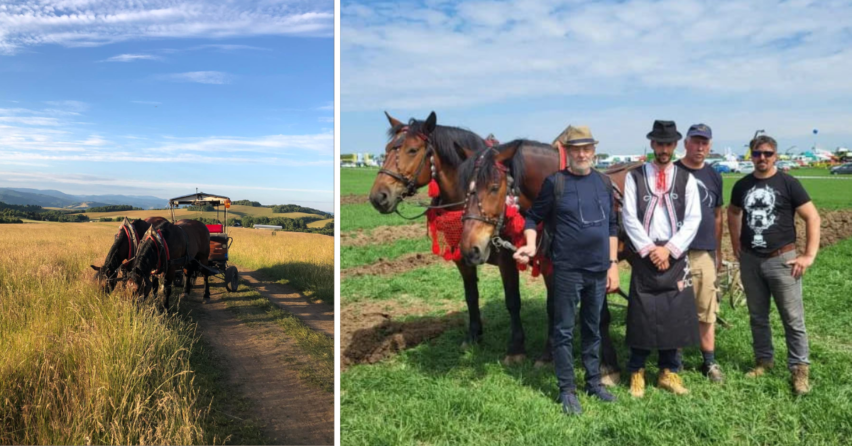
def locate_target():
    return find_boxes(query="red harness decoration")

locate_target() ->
[122,226,134,261]
[427,208,464,261]
[145,229,171,274]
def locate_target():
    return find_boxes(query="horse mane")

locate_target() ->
[458,139,553,195]
[389,118,486,169]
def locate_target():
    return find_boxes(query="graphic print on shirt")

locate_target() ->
[694,178,715,209]
[743,184,777,248]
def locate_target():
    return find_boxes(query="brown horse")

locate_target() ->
[369,111,530,364]
[457,141,641,378]
[90,216,169,294]
[128,219,211,311]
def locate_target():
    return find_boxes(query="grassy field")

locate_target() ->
[0,224,218,444]
[340,167,852,445]
[228,228,334,304]
[308,218,334,228]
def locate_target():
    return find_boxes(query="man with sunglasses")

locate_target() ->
[728,134,820,395]
[515,125,620,415]
[622,120,702,398]
[674,124,726,383]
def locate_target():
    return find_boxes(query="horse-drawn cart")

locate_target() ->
[168,192,240,292]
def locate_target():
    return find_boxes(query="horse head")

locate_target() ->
[457,140,522,265]
[369,111,438,213]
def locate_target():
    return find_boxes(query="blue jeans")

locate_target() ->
[552,269,606,392]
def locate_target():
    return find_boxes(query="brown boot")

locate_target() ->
[629,369,645,398]
[600,365,621,387]
[791,364,811,395]
[657,369,689,395]
[746,359,775,378]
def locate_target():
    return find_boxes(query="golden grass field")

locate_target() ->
[0,221,334,443]
[0,223,209,445]
[68,205,328,221]
[227,228,334,304]
[307,218,334,228]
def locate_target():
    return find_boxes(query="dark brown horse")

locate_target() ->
[457,141,641,380]
[128,219,211,311]
[369,111,531,364]
[90,216,169,294]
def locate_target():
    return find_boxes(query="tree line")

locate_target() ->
[271,204,332,218]
[0,202,89,222]
[85,205,143,212]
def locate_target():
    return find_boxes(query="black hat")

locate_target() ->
[646,120,682,143]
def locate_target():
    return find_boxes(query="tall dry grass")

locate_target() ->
[227,228,334,304]
[0,223,212,445]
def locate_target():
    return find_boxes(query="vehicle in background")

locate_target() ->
[712,163,732,174]
[830,163,852,175]
[776,161,796,172]
[739,161,755,174]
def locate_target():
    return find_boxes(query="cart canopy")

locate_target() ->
[169,192,231,207]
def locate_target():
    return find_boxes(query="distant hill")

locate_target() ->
[0,188,167,209]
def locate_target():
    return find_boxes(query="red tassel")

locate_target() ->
[505,204,518,218]
[428,179,440,198]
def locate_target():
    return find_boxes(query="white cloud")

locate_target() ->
[103,53,161,62]
[157,71,231,84]
[341,0,852,111]
[0,0,333,55]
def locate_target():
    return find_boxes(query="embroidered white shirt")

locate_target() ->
[622,162,701,259]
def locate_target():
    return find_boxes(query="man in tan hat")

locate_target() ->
[515,125,620,415]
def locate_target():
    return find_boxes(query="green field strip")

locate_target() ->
[341,236,432,269]
[341,168,382,196]
[341,202,427,232]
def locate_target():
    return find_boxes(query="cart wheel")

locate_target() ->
[225,266,239,292]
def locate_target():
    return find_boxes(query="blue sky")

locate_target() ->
[341,0,852,158]
[1,0,334,211]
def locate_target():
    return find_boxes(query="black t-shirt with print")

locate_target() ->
[675,160,723,251]
[730,171,811,255]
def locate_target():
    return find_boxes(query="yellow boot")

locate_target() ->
[745,359,774,378]
[791,364,811,395]
[657,369,689,395]
[629,368,645,398]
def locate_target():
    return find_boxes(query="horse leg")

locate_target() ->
[162,271,174,313]
[199,258,211,299]
[535,268,556,368]
[182,266,193,298]
[151,275,160,300]
[456,261,482,348]
[599,298,621,386]
[498,250,525,365]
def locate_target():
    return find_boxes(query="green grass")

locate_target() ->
[342,236,432,269]
[341,237,852,445]
[216,281,334,393]
[720,176,852,210]
[341,167,381,195]
[341,202,426,233]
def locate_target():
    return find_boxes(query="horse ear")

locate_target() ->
[494,140,522,164]
[423,111,437,136]
[90,265,101,272]
[453,141,475,160]
[384,111,403,128]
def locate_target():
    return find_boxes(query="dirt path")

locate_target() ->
[342,223,424,247]
[231,266,334,338]
[186,281,333,445]
[341,252,444,280]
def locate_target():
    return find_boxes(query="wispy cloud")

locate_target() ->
[102,54,162,62]
[189,44,271,52]
[131,101,162,105]
[0,1,333,55]
[157,71,231,84]
[341,0,852,111]
[315,102,334,111]
[318,116,334,123]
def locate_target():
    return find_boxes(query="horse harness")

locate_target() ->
[378,126,434,199]
[461,148,520,252]
[144,225,193,275]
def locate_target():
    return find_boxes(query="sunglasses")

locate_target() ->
[751,150,776,158]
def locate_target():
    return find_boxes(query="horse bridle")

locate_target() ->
[461,149,519,251]
[378,127,434,199]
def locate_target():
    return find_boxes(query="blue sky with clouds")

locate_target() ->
[341,0,852,158]
[1,0,333,211]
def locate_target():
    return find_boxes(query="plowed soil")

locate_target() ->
[341,223,424,247]
[341,252,444,279]
[341,301,464,371]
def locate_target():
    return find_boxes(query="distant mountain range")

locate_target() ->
[0,188,168,210]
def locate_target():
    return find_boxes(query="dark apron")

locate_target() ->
[626,248,700,350]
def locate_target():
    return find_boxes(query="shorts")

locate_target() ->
[688,250,718,324]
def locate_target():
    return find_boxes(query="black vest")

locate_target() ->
[629,164,689,238]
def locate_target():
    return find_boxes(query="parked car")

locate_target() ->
[830,163,852,175]
[712,163,732,174]
[776,161,795,172]
[739,161,755,174]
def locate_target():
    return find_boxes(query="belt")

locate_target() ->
[746,243,796,258]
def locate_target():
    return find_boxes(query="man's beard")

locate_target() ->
[569,159,591,174]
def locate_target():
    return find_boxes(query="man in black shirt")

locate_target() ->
[515,125,619,415]
[675,124,725,382]
[728,134,821,395]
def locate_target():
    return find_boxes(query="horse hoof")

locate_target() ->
[534,359,552,369]
[600,368,621,387]
[502,354,526,366]
[203,294,210,300]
